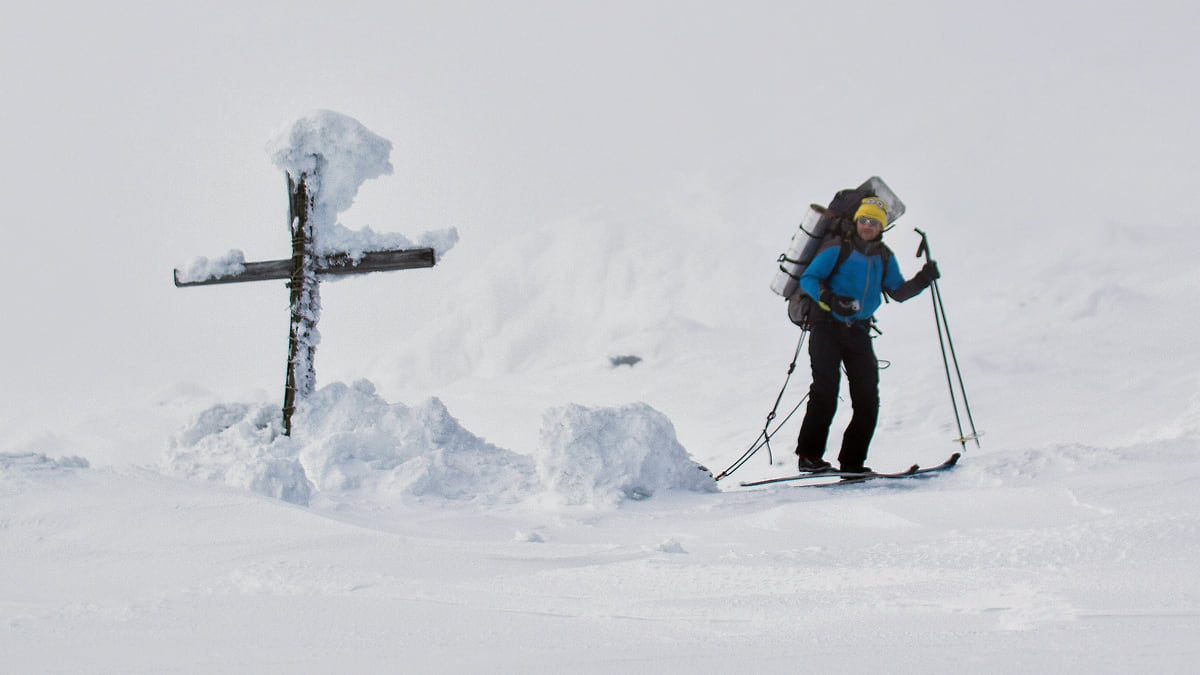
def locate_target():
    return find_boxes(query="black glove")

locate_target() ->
[916,260,940,287]
[819,289,860,316]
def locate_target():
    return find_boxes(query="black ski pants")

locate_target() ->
[795,321,880,470]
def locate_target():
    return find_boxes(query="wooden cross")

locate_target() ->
[174,169,436,436]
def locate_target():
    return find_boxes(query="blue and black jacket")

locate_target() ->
[800,237,929,325]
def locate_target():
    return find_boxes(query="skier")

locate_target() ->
[795,196,940,474]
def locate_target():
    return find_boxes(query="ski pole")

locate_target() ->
[914,229,980,450]
[931,279,980,448]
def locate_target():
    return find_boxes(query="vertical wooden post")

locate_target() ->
[282,170,320,435]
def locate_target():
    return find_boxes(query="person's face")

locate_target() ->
[856,216,884,241]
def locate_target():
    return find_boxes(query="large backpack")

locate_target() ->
[771,177,904,328]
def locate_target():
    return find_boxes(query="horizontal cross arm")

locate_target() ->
[174,259,291,286]
[320,248,437,277]
[174,247,436,287]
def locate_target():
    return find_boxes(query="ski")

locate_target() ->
[739,464,920,487]
[739,453,960,488]
[808,453,961,487]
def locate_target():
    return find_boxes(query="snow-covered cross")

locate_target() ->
[173,111,457,435]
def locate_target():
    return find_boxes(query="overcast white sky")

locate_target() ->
[2,1,1197,442]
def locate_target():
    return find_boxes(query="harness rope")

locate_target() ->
[714,330,810,481]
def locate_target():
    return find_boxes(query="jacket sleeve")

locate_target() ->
[799,246,839,301]
[884,256,929,302]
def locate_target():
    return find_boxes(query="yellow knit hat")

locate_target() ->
[854,197,889,228]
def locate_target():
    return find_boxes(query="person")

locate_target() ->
[794,196,939,474]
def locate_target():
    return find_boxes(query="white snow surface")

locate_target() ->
[5,3,1200,673]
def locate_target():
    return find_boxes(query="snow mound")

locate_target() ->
[292,380,536,503]
[165,381,532,506]
[536,402,717,506]
[0,452,89,476]
[164,402,313,505]
[164,382,715,509]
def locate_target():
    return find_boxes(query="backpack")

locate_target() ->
[773,181,900,328]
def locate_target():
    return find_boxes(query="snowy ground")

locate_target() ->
[5,438,1200,673]
[4,2,1200,673]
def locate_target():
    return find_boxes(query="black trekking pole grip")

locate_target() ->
[914,227,931,261]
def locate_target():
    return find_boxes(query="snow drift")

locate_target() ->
[164,380,715,508]
[537,402,717,506]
